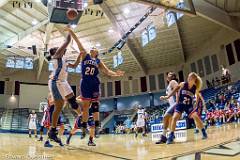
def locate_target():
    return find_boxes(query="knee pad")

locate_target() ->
[81,122,87,129]
[88,118,95,127]
[68,96,78,110]
[91,102,99,113]
[95,120,100,127]
[40,126,44,132]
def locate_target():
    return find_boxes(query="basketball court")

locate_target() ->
[0,0,240,160]
[0,123,240,160]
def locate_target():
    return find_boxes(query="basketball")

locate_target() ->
[66,8,78,20]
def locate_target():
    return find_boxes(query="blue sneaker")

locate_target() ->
[194,128,199,134]
[201,129,208,139]
[44,140,53,148]
[166,132,175,144]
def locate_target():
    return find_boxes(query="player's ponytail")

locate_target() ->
[189,72,202,93]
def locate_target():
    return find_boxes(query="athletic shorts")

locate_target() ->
[80,79,100,101]
[29,122,37,130]
[43,105,64,128]
[48,79,73,101]
[175,103,197,118]
[136,119,145,127]
[164,103,177,116]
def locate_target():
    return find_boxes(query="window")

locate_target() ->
[197,59,205,77]
[107,82,113,97]
[178,70,184,82]
[123,81,130,95]
[140,77,147,92]
[211,54,219,72]
[204,56,212,75]
[132,79,139,93]
[0,81,5,94]
[101,83,105,97]
[115,81,121,96]
[149,75,156,91]
[158,73,165,90]
[190,62,197,73]
[226,43,235,65]
[234,39,240,61]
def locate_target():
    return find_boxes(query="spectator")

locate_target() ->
[206,80,212,88]
[220,65,231,84]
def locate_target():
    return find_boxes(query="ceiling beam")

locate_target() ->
[36,51,44,81]
[228,12,240,17]
[192,0,240,33]
[44,23,54,46]
[131,0,197,17]
[174,14,186,62]
[100,1,147,74]
[0,0,9,8]
[0,19,49,48]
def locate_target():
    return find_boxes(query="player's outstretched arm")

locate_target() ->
[68,54,81,69]
[161,82,184,100]
[99,61,125,77]
[53,30,71,58]
[65,27,87,59]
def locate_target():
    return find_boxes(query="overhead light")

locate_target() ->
[32,19,38,26]
[83,2,88,8]
[123,8,130,14]
[35,0,41,2]
[70,24,77,29]
[96,43,101,47]
[108,29,114,33]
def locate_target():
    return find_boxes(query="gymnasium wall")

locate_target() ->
[18,84,48,109]
[0,26,240,111]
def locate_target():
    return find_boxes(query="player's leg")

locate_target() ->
[38,126,44,141]
[29,129,32,138]
[48,80,64,144]
[91,82,101,138]
[44,128,53,148]
[156,105,175,144]
[80,80,92,139]
[88,126,96,146]
[135,127,139,138]
[92,102,100,138]
[67,115,81,145]
[66,128,78,145]
[34,129,37,138]
[65,92,81,115]
[49,99,64,141]
[167,104,183,144]
[88,118,96,146]
[190,112,207,139]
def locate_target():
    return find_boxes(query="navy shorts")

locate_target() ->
[80,79,100,101]
[175,103,197,117]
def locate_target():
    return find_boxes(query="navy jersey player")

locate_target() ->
[67,28,124,138]
[161,72,207,144]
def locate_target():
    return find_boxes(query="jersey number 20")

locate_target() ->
[85,67,95,75]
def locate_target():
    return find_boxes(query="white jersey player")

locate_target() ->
[47,29,81,145]
[38,101,49,141]
[156,72,178,144]
[135,106,147,137]
[28,110,37,138]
